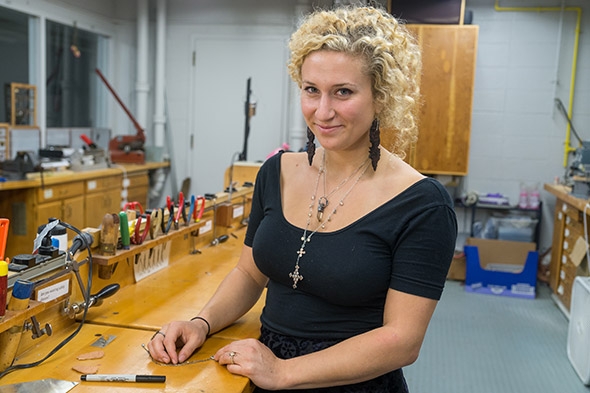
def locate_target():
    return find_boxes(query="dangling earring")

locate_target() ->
[306,127,316,166]
[369,119,381,171]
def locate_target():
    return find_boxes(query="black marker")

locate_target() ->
[81,374,166,383]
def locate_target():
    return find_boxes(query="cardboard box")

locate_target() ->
[464,238,538,299]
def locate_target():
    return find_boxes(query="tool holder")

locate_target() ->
[91,188,252,278]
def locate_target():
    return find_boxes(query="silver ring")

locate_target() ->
[156,331,166,338]
[229,351,236,364]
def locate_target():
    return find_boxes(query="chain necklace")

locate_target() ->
[317,154,369,221]
[289,152,370,289]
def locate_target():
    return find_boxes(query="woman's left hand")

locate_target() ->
[215,338,286,390]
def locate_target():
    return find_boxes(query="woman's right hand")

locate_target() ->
[147,320,208,364]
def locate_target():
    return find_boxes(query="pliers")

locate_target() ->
[174,192,187,230]
[186,195,206,225]
[123,201,144,214]
[132,213,151,245]
[163,195,175,234]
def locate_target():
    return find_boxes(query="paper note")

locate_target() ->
[570,236,588,267]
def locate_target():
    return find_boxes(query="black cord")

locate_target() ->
[0,221,93,379]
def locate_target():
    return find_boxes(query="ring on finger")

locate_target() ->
[229,351,236,364]
[151,331,166,340]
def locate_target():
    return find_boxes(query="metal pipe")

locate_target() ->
[154,0,167,148]
[136,0,150,130]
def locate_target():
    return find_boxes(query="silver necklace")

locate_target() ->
[317,154,368,221]
[289,152,370,289]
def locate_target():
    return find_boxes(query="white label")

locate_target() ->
[36,280,69,302]
[199,220,212,235]
[44,189,54,199]
[87,180,97,190]
[233,205,244,218]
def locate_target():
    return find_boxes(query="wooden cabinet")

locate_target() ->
[545,184,590,312]
[126,172,149,209]
[403,24,478,175]
[36,182,85,234]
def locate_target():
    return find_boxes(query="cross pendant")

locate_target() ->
[297,247,306,257]
[289,266,303,289]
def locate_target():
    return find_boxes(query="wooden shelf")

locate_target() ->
[92,219,206,266]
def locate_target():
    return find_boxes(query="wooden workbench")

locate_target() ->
[0,226,258,392]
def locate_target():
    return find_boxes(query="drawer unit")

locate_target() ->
[37,182,84,203]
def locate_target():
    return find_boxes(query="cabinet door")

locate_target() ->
[85,189,121,228]
[37,200,63,228]
[63,195,85,231]
[37,196,84,238]
[399,24,478,175]
[126,172,149,209]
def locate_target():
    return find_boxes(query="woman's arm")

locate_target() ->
[217,288,437,390]
[148,245,268,364]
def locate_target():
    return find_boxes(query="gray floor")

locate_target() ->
[404,280,590,393]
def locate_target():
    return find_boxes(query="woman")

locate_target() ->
[148,6,457,392]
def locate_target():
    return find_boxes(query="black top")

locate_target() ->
[245,152,457,339]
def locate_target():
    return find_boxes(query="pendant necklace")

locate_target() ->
[289,152,370,289]
[317,154,369,221]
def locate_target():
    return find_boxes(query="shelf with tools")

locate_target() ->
[91,219,208,268]
[90,187,253,270]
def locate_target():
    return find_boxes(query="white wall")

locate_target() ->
[464,0,590,252]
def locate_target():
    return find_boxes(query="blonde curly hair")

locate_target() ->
[288,6,421,158]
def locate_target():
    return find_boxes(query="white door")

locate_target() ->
[189,33,289,195]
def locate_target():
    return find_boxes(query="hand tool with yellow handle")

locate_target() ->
[0,279,35,372]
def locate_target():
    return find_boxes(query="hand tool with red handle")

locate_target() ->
[0,218,9,261]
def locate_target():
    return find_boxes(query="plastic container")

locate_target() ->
[496,216,538,242]
[528,183,540,209]
[518,183,529,209]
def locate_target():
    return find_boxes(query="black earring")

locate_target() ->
[306,127,316,166]
[369,119,380,171]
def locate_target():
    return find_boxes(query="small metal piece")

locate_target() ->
[91,334,116,348]
[0,378,78,393]
[190,230,200,254]
[141,343,214,366]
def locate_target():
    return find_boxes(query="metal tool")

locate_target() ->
[187,195,206,225]
[64,283,120,318]
[91,334,116,348]
[0,378,78,393]
[0,218,8,261]
[123,201,144,214]
[163,196,175,234]
[95,68,146,164]
[173,192,186,229]
[132,213,151,245]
